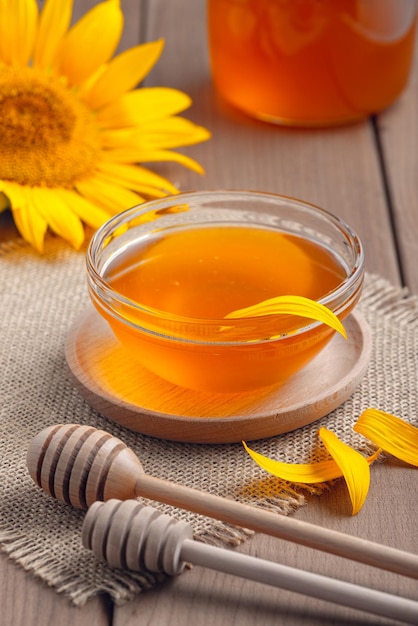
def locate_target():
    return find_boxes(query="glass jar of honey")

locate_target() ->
[207,0,417,126]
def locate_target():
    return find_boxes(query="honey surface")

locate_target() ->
[105,225,345,319]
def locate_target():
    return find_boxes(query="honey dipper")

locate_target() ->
[82,499,418,625]
[27,423,418,580]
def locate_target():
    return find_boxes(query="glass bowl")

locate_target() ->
[86,190,364,393]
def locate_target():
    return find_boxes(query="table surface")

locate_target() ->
[2,1,418,624]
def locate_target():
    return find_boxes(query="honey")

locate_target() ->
[101,225,348,392]
[208,0,417,126]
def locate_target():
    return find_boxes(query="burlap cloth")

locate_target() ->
[1,237,417,606]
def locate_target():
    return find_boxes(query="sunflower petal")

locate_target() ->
[96,88,193,128]
[102,148,206,174]
[100,119,211,152]
[96,161,179,195]
[58,0,123,86]
[1,0,38,66]
[30,187,84,249]
[75,175,144,214]
[140,117,212,149]
[33,0,73,71]
[354,408,418,466]
[242,441,344,483]
[319,427,372,515]
[0,192,10,213]
[54,188,111,230]
[0,0,8,63]
[226,295,347,338]
[243,438,381,515]
[1,183,47,253]
[83,39,165,110]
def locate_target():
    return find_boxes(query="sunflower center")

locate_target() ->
[0,67,101,187]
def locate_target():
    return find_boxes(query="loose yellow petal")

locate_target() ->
[354,408,418,466]
[243,438,381,515]
[226,295,347,339]
[243,441,345,483]
[319,427,371,515]
[58,0,123,86]
[1,0,38,66]
[33,0,73,71]
[84,40,165,110]
[96,88,193,128]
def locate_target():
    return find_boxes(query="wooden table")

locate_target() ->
[2,1,418,624]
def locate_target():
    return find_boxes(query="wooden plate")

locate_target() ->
[65,308,372,444]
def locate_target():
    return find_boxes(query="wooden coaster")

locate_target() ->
[65,308,372,444]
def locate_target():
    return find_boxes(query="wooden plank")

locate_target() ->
[1,553,109,626]
[377,38,418,294]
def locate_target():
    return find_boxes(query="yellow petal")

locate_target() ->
[0,192,10,212]
[226,295,347,339]
[101,148,206,174]
[33,0,73,71]
[354,408,418,467]
[95,172,168,199]
[141,117,211,149]
[319,427,371,515]
[243,438,380,515]
[83,39,164,110]
[96,161,179,196]
[30,187,84,249]
[54,188,111,230]
[58,0,123,86]
[100,118,211,151]
[96,88,193,128]
[75,175,144,214]
[2,183,47,253]
[0,0,38,66]
[243,441,344,483]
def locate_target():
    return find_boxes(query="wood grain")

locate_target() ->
[376,40,418,293]
[0,553,109,626]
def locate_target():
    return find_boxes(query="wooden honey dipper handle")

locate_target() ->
[82,499,418,625]
[27,424,418,580]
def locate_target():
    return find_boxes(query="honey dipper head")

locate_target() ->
[26,424,144,509]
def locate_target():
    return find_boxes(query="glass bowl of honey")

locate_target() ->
[86,191,364,393]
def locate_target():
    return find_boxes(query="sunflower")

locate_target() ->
[0,0,211,252]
